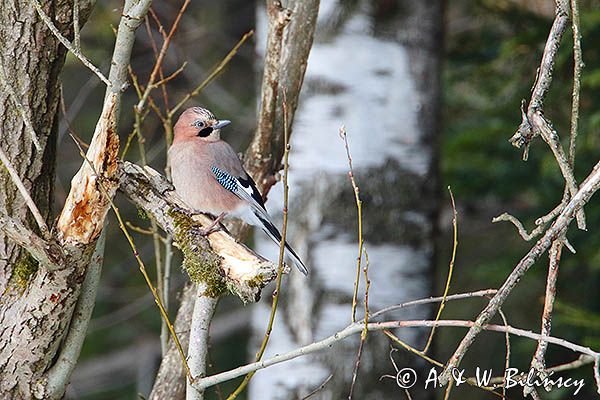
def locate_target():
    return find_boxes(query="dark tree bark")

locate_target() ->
[0,1,94,397]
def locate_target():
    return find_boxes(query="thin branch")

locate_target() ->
[340,125,370,400]
[135,0,191,111]
[30,0,110,86]
[73,0,81,50]
[569,0,582,167]
[0,145,49,237]
[186,283,219,400]
[162,234,174,355]
[498,308,511,399]
[225,90,293,400]
[370,289,497,320]
[194,318,600,392]
[493,212,546,241]
[169,31,254,117]
[440,160,600,385]
[526,238,563,398]
[46,229,106,399]
[339,126,364,324]
[423,186,458,353]
[302,375,334,400]
[0,58,42,150]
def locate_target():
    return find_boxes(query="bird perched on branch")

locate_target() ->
[168,106,308,275]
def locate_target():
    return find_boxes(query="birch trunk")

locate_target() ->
[250,1,442,398]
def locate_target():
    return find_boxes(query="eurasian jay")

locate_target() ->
[168,106,308,275]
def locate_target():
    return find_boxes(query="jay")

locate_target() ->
[168,106,308,275]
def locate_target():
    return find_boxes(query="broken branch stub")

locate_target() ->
[118,161,279,302]
[57,94,120,245]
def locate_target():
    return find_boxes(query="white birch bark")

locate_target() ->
[249,1,442,398]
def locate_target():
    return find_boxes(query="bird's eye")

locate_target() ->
[193,120,205,128]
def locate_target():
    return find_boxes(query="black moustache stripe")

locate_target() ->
[198,127,213,137]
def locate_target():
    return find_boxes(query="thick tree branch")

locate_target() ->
[244,0,320,196]
[186,283,218,400]
[118,161,278,302]
[0,212,64,268]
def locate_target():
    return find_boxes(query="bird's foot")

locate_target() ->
[193,212,227,236]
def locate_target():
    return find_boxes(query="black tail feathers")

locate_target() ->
[255,213,308,275]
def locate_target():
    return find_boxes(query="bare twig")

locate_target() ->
[302,374,334,400]
[135,0,191,111]
[440,160,600,385]
[498,309,511,399]
[423,187,457,353]
[339,125,370,400]
[569,0,583,167]
[508,1,585,229]
[169,31,254,118]
[526,238,563,397]
[493,212,546,241]
[30,0,110,86]
[225,90,293,400]
[0,145,49,237]
[339,126,364,324]
[370,289,497,320]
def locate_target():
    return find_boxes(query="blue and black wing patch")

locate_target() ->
[211,165,238,193]
[210,165,266,210]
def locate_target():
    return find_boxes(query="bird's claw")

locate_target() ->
[190,224,221,237]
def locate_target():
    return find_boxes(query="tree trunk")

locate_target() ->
[249,1,443,398]
[0,1,93,398]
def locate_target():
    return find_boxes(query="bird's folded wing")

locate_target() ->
[210,165,269,219]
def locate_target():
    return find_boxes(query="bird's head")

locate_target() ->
[174,107,231,141]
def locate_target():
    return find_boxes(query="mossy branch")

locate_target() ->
[118,161,278,303]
